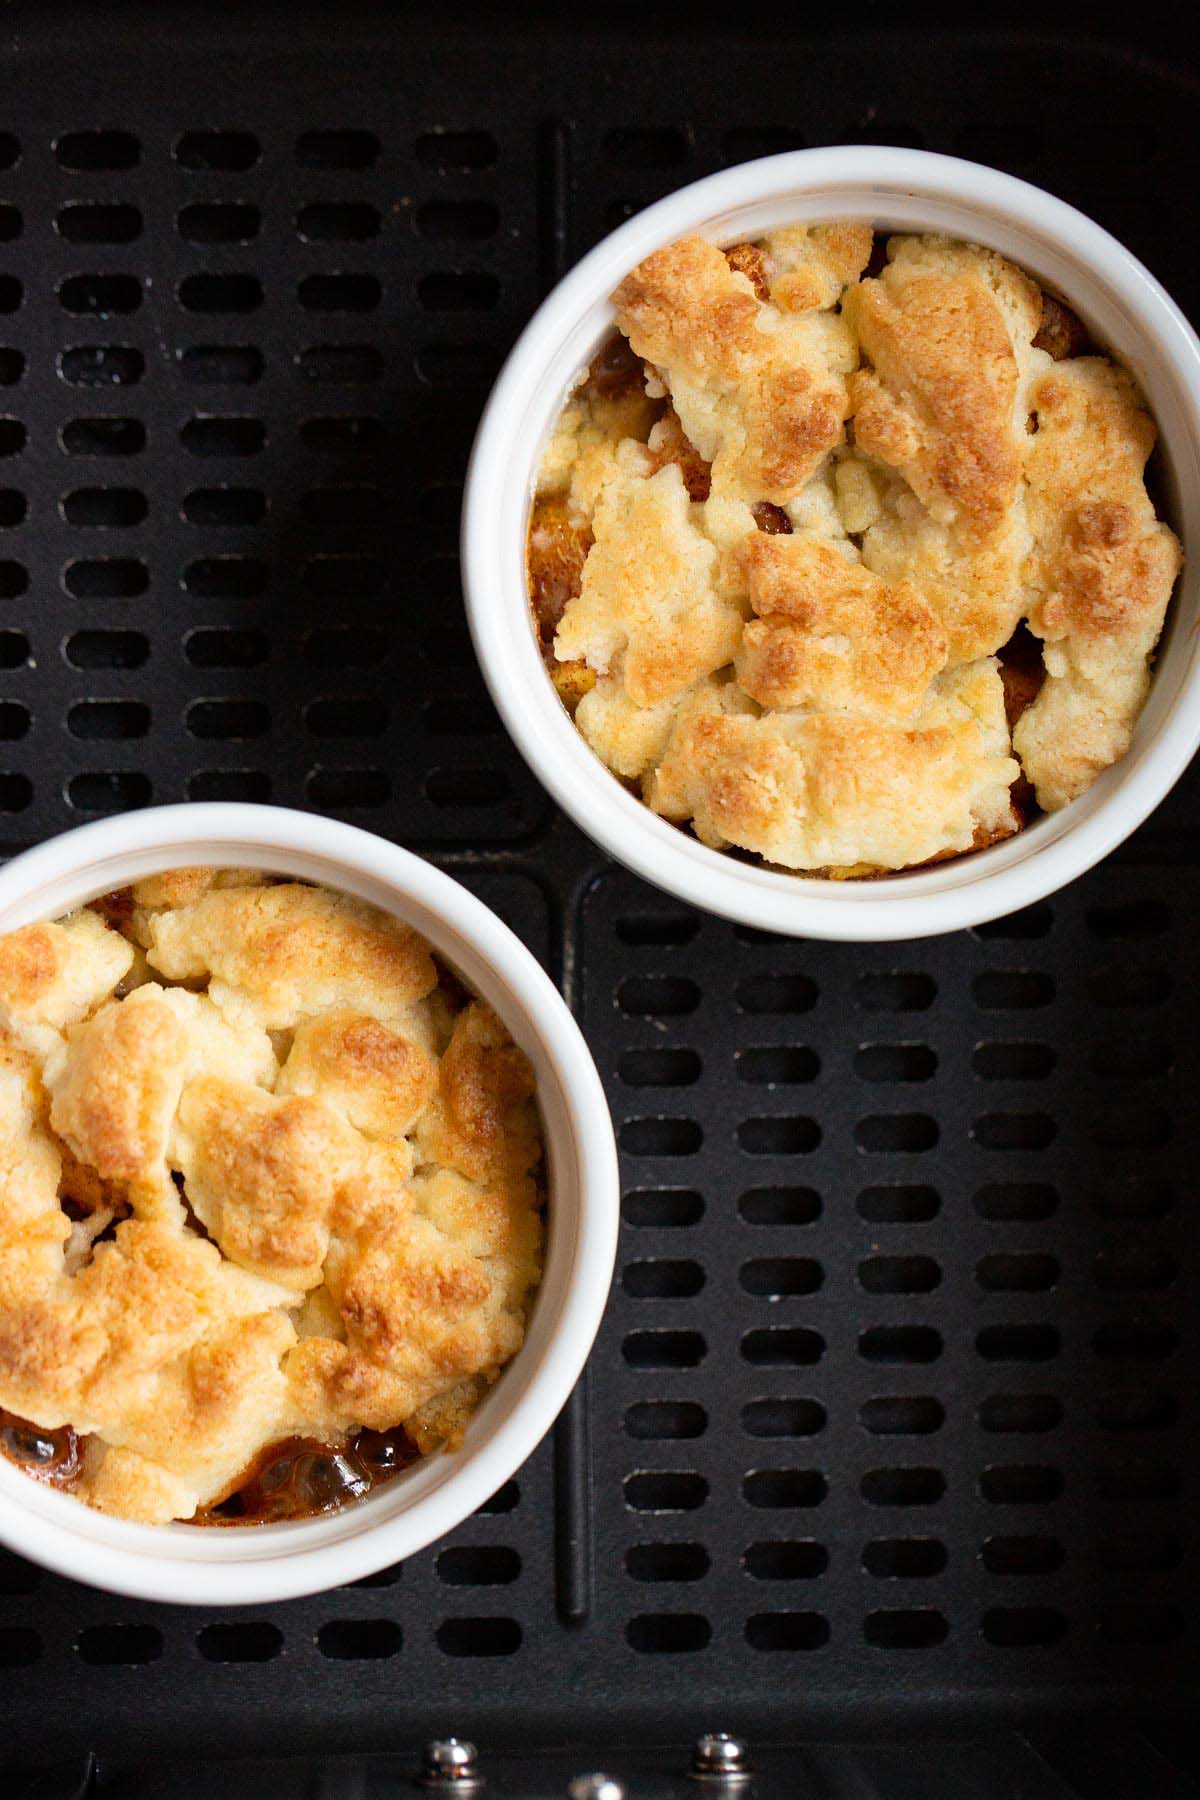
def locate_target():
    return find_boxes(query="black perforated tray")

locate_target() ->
[1,6,1199,1795]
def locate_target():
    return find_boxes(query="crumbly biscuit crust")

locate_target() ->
[0,875,543,1523]
[536,230,1180,866]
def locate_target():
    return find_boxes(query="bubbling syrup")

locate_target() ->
[192,1425,421,1525]
[0,1406,419,1524]
[0,1408,82,1488]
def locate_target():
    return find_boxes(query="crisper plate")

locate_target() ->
[0,4,1197,1783]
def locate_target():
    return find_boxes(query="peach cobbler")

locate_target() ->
[0,871,543,1523]
[529,227,1182,874]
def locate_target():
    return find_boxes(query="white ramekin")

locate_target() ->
[463,146,1200,941]
[0,803,618,1605]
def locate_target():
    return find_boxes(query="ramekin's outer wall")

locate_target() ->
[463,148,1200,940]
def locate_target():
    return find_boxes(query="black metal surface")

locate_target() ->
[0,5,1198,1788]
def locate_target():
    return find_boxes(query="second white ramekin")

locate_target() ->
[0,803,619,1604]
[463,147,1200,940]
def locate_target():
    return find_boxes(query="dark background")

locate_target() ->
[1,6,1198,1795]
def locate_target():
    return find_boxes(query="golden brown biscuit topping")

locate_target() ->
[531,228,1181,872]
[0,874,543,1524]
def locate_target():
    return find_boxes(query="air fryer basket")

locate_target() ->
[1,8,1197,1796]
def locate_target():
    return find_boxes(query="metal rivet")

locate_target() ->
[420,1739,481,1787]
[691,1732,752,1781]
[567,1777,626,1800]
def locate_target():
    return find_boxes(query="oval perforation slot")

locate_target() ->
[981,1607,1064,1647]
[179,273,263,314]
[317,1620,402,1660]
[305,627,388,669]
[0,207,16,243]
[625,1401,707,1441]
[859,1256,941,1295]
[424,768,509,808]
[1100,1604,1183,1646]
[183,630,268,673]
[617,1048,701,1089]
[65,629,148,670]
[417,200,499,240]
[56,203,142,244]
[436,1547,520,1587]
[298,345,384,384]
[181,416,266,456]
[626,1613,711,1654]
[416,344,500,389]
[622,1258,704,1299]
[415,130,497,171]
[735,973,816,1014]
[738,1186,820,1225]
[981,1535,1064,1575]
[862,1538,946,1579]
[973,1040,1055,1080]
[743,1470,827,1509]
[0,559,27,596]
[182,488,267,527]
[622,1330,705,1370]
[859,1326,942,1365]
[973,971,1054,1010]
[63,558,148,598]
[67,771,151,813]
[188,770,270,803]
[861,1468,945,1507]
[618,975,700,1018]
[297,129,380,169]
[857,1185,939,1223]
[863,1609,947,1648]
[61,486,147,527]
[59,274,141,315]
[1087,899,1169,938]
[299,273,382,313]
[737,1046,818,1086]
[0,630,29,668]
[175,130,260,170]
[56,129,139,170]
[979,1464,1063,1505]
[976,1324,1061,1362]
[61,417,145,456]
[187,699,269,740]
[0,277,21,314]
[745,1609,830,1655]
[856,972,935,1012]
[0,348,24,384]
[0,773,31,813]
[67,700,150,740]
[0,490,26,527]
[978,1394,1062,1434]
[0,1628,41,1667]
[77,1624,162,1665]
[976,1253,1060,1293]
[305,697,388,739]
[1087,965,1170,1008]
[0,701,29,740]
[974,1183,1057,1221]
[741,1398,825,1440]
[626,1543,709,1583]
[622,1188,703,1229]
[178,203,261,243]
[0,1549,40,1595]
[741,1328,824,1367]
[740,1258,822,1298]
[435,1617,521,1657]
[624,1471,707,1514]
[743,1540,828,1582]
[0,420,26,456]
[196,1621,282,1662]
[180,346,264,385]
[301,415,384,454]
[306,769,389,809]
[298,203,382,242]
[1094,1390,1178,1433]
[859,1397,944,1436]
[737,1116,819,1155]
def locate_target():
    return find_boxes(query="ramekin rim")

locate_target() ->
[0,803,619,1603]
[462,145,1200,941]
